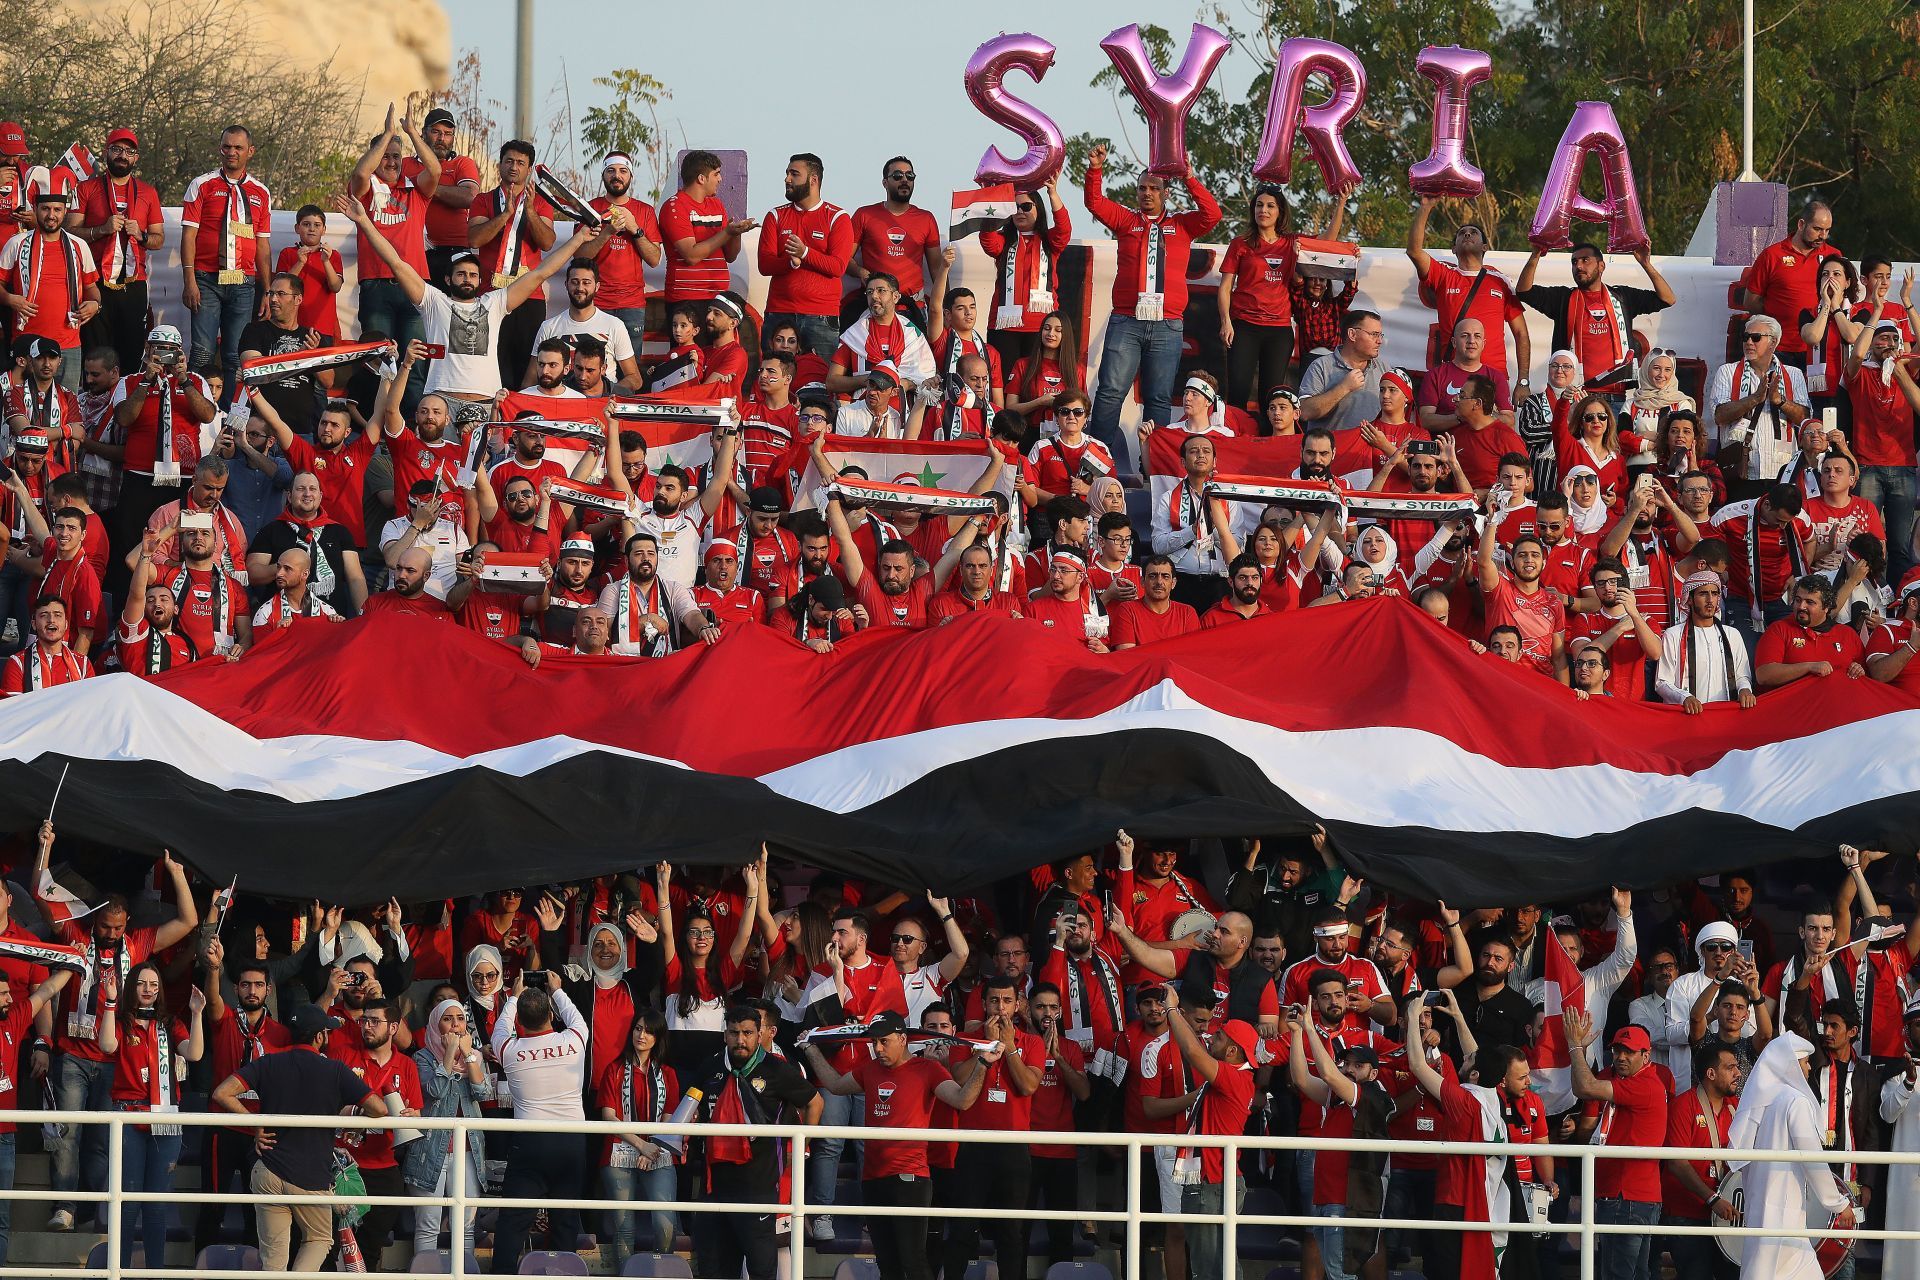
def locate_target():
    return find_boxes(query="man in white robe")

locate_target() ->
[1726,1033,1856,1280]
[1876,997,1920,1280]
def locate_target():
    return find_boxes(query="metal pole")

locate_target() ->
[107,1115,123,1280]
[1124,1139,1142,1280]
[1579,1149,1597,1280]
[1739,0,1759,179]
[450,1119,467,1280]
[514,0,534,141]
[790,1133,808,1280]
[1222,1138,1240,1280]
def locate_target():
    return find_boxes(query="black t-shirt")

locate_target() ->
[248,517,362,614]
[1179,951,1277,1027]
[238,321,330,434]
[1446,981,1536,1063]
[690,1050,818,1196]
[235,1046,376,1190]
[1515,283,1667,370]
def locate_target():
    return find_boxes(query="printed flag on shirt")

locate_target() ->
[776,434,1011,510]
[1527,932,1588,1114]
[950,185,1015,239]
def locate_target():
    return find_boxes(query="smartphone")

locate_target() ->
[1737,939,1755,966]
[1423,990,1448,1006]
[346,971,368,987]
[523,970,550,987]
[420,342,448,360]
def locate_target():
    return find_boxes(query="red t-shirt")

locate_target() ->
[1421,260,1523,373]
[850,1054,951,1179]
[1803,495,1885,560]
[1661,1087,1734,1218]
[1593,1067,1668,1202]
[1029,1036,1087,1157]
[209,1006,291,1091]
[1569,607,1649,699]
[459,589,528,642]
[1201,599,1271,629]
[660,191,733,302]
[284,433,377,533]
[273,244,344,337]
[589,195,663,310]
[1706,501,1815,604]
[484,509,564,565]
[1449,419,1529,490]
[326,1039,424,1169]
[957,1029,1046,1133]
[691,584,764,634]
[180,171,273,275]
[1192,1065,1257,1184]
[855,571,934,629]
[1221,234,1296,327]
[407,154,482,250]
[356,176,430,281]
[1484,574,1566,675]
[1846,363,1918,467]
[1,230,100,348]
[77,175,164,283]
[0,1000,35,1133]
[108,1015,191,1109]
[1755,618,1865,678]
[1866,619,1920,696]
[850,202,942,298]
[1745,238,1841,356]
[1419,361,1515,419]
[758,202,854,316]
[701,339,750,391]
[1383,1050,1455,1172]
[1108,599,1199,648]
[38,553,102,647]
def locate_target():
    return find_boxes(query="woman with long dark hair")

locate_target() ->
[1005,312,1081,434]
[979,174,1072,368]
[596,1009,680,1264]
[1217,185,1297,410]
[655,860,756,1075]
[98,960,205,1268]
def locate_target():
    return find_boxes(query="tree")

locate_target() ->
[0,0,362,207]
[579,70,680,204]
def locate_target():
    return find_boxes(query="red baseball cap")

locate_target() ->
[106,127,140,149]
[1219,1019,1260,1068]
[1610,1025,1652,1053]
[0,122,26,157]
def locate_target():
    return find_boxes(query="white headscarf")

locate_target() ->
[1355,525,1399,583]
[1560,464,1607,536]
[587,922,628,988]
[1546,348,1585,400]
[422,997,467,1063]
[464,944,504,1010]
[1726,1032,1819,1170]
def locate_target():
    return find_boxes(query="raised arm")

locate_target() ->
[1163,988,1219,1084]
[824,494,868,589]
[1405,198,1437,277]
[333,192,424,307]
[505,224,594,312]
[153,851,200,950]
[1104,900,1178,979]
[1563,1008,1612,1101]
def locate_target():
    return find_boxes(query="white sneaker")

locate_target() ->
[810,1215,835,1242]
[48,1209,74,1232]
[1,619,16,647]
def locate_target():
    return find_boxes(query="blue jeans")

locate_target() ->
[118,1113,182,1268]
[1382,1165,1435,1259]
[189,270,257,398]
[1091,313,1184,473]
[764,311,839,359]
[0,1131,14,1267]
[52,1053,114,1219]
[602,1161,677,1261]
[1314,1202,1355,1280]
[806,1089,863,1213]
[606,307,648,363]
[1859,465,1916,583]
[1181,1174,1246,1280]
[358,276,427,413]
[1594,1196,1660,1280]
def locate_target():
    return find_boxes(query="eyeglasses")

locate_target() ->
[887,170,915,181]
[1102,533,1133,544]
[1592,577,1624,589]
[1057,407,1088,419]
[686,928,717,940]
[889,933,922,946]
[799,413,832,425]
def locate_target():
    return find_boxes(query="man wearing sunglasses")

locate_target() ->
[1708,315,1809,490]
[1516,240,1675,386]
[850,157,947,333]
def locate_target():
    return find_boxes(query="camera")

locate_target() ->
[345,971,368,987]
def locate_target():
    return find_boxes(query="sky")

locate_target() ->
[442,1,1269,237]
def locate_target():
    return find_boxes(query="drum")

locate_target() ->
[1712,1166,1858,1277]
[1167,908,1216,942]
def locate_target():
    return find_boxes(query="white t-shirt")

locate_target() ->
[379,515,471,600]
[491,988,589,1122]
[419,288,513,398]
[534,307,635,364]
[634,508,706,590]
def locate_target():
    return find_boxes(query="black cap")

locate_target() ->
[286,1004,343,1041]
[804,575,844,611]
[22,336,60,360]
[867,1011,909,1038]
[423,108,457,131]
[748,486,784,515]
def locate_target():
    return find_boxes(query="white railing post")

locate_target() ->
[1124,1137,1141,1280]
[106,1113,122,1280]
[1579,1148,1596,1280]
[1222,1137,1239,1280]
[791,1132,810,1280]
[450,1117,468,1280]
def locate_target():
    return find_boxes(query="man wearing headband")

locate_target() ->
[757,153,852,359]
[1655,571,1757,711]
[1516,240,1674,385]
[1843,308,1920,582]
[691,540,763,636]
[1169,372,1234,436]
[702,290,751,391]
[1407,196,1529,380]
[529,257,642,389]
[1279,910,1392,1026]
[0,178,99,392]
[580,150,661,356]
[348,104,440,364]
[1025,545,1108,650]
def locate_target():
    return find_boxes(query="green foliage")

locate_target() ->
[579,70,678,203]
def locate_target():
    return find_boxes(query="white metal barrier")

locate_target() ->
[6,1108,1920,1280]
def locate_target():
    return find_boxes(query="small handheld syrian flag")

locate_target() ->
[55,143,96,186]
[950,184,1015,239]
[478,551,551,595]
[643,349,700,393]
[1527,926,1588,1113]
[210,875,238,935]
[1294,237,1361,282]
[36,866,103,920]
[532,164,603,231]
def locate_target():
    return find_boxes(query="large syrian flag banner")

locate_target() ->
[1,601,1917,905]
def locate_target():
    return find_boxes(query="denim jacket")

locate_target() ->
[402,1047,492,1191]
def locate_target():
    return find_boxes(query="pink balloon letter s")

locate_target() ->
[1528,102,1651,253]
[1099,23,1232,178]
[1253,38,1367,194]
[1407,46,1492,199]
[966,34,1067,188]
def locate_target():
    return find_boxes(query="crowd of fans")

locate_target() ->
[0,106,1918,1279]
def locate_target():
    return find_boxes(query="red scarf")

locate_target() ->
[708,1070,754,1168]
[1566,287,1626,377]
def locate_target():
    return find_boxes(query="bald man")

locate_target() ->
[251,547,345,626]
[362,545,453,619]
[1110,907,1281,1039]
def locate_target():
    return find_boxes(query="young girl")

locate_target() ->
[647,304,706,391]
[596,1009,680,1263]
[1005,313,1080,434]
[274,204,344,337]
[1218,185,1297,409]
[98,961,205,1269]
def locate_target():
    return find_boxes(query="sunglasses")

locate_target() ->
[1742,332,1767,342]
[1017,203,1036,213]
[889,933,922,946]
[1057,407,1088,418]
[887,170,915,181]
[1581,412,1611,422]
[1700,941,1736,952]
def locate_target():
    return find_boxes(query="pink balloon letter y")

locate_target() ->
[1099,23,1232,178]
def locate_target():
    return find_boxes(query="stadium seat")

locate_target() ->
[621,1254,694,1278]
[409,1249,484,1274]
[832,1260,882,1280]
[1045,1263,1113,1280]
[518,1251,591,1275]
[963,1260,1000,1280]
[1237,1186,1296,1262]
[86,1243,145,1269]
[195,1243,264,1270]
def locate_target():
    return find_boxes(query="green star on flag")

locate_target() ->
[912,463,945,488]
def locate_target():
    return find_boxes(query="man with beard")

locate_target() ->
[566,335,618,398]
[827,492,977,630]
[475,471,562,566]
[117,532,199,672]
[691,541,763,634]
[251,393,375,535]
[1024,546,1107,648]
[1107,554,1197,647]
[0,961,76,1267]
[380,347,472,524]
[1,184,101,390]
[489,414,574,496]
[1151,431,1232,609]
[596,530,713,654]
[1366,435,1473,551]
[193,940,290,1258]
[143,512,249,658]
[699,290,753,392]
[1036,906,1128,1074]
[408,108,482,291]
[365,544,453,619]
[335,187,590,427]
[1446,936,1537,1063]
[850,156,948,331]
[1517,241,1675,384]
[830,271,937,395]
[245,472,366,617]
[1202,552,1273,627]
[1478,530,1568,680]
[582,151,662,355]
[1111,829,1220,982]
[928,542,1024,621]
[1656,572,1759,710]
[249,545,343,629]
[758,153,854,358]
[534,537,604,646]
[74,128,165,370]
[1599,474,1697,636]
[1279,908,1393,1024]
[1755,572,1867,688]
[1568,559,1661,698]
[1116,907,1283,1038]
[324,996,423,1266]
[348,105,440,367]
[529,258,641,388]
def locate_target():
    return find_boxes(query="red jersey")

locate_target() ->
[77,174,163,284]
[849,1054,950,1178]
[715,523,800,598]
[0,641,93,697]
[1029,1035,1086,1157]
[739,398,798,488]
[1421,260,1524,373]
[1484,574,1566,675]
[1755,617,1865,678]
[1866,620,1920,695]
[1846,362,1918,467]
[956,1029,1045,1133]
[1188,1066,1256,1184]
[1745,238,1842,355]
[208,1005,290,1095]
[1538,539,1594,601]
[928,588,1022,623]
[1662,1087,1734,1218]
[1383,1049,1455,1172]
[108,1014,191,1110]
[1025,590,1098,637]
[39,553,103,647]
[1420,360,1515,419]
[180,170,273,275]
[355,175,430,280]
[458,589,527,642]
[854,571,934,630]
[284,433,378,533]
[0,229,99,348]
[1569,607,1649,699]
[1108,599,1199,648]
[701,339,750,391]
[1117,1019,1190,1136]
[1083,165,1221,316]
[1281,953,1390,1011]
[326,1039,423,1169]
[110,372,210,476]
[0,1000,34,1134]
[115,616,196,675]
[850,202,943,298]
[588,195,663,310]
[757,201,854,316]
[273,244,344,336]
[1026,435,1115,497]
[407,154,482,249]
[1220,234,1297,327]
[1804,495,1885,565]
[691,583,763,634]
[1448,418,1529,490]
[1592,1066,1668,1202]
[385,426,468,523]
[472,185,555,281]
[1707,499,1815,605]
[660,191,733,302]
[1087,559,1143,600]
[1201,599,1271,628]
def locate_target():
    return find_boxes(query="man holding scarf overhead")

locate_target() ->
[1516,242,1675,387]
[1082,142,1221,470]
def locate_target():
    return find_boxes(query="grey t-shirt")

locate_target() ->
[1299,349,1383,432]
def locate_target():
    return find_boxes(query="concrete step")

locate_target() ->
[13,1149,50,1184]
[4,1230,107,1269]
